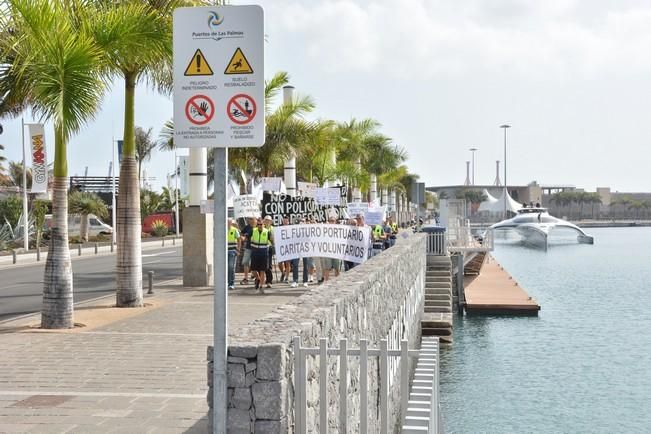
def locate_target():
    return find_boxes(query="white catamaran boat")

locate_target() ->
[489,207,594,250]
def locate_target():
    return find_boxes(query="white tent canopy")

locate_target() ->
[478,189,522,214]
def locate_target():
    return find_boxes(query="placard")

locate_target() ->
[260,177,282,192]
[233,194,260,219]
[297,182,317,198]
[273,224,371,264]
[315,187,341,206]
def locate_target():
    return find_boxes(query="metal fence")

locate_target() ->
[293,336,442,433]
[426,232,448,256]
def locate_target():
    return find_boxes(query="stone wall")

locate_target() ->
[208,234,427,433]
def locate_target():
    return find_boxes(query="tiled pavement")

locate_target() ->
[0,277,307,433]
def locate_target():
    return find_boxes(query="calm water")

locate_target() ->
[440,227,651,434]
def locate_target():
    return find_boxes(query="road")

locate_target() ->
[0,245,182,322]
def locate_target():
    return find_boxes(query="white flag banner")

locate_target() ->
[315,187,341,206]
[273,224,371,264]
[233,194,260,219]
[28,124,48,193]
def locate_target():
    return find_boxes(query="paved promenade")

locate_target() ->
[0,277,306,433]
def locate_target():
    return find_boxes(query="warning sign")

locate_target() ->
[184,49,214,76]
[227,94,257,125]
[185,95,215,125]
[224,48,253,74]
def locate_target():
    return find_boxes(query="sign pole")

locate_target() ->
[213,147,228,434]
[174,150,180,237]
[21,118,28,251]
[111,137,117,246]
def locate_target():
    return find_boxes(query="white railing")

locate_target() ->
[426,232,448,256]
[292,336,442,433]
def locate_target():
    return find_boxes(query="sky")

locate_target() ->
[2,0,651,193]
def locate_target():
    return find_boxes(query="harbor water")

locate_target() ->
[440,227,651,434]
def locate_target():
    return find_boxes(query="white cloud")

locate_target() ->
[264,0,651,79]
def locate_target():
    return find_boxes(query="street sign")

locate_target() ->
[173,6,265,148]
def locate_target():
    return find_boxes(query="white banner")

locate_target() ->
[273,224,371,264]
[260,177,282,192]
[365,206,386,226]
[347,202,369,217]
[28,124,47,193]
[297,181,317,198]
[178,156,189,197]
[233,194,260,219]
[315,187,341,206]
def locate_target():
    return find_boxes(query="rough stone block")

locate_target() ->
[231,388,252,410]
[245,372,255,387]
[227,408,252,434]
[229,345,257,359]
[207,345,213,361]
[245,362,257,373]
[228,363,246,388]
[255,420,286,434]
[228,356,248,364]
[252,381,285,420]
[256,344,284,381]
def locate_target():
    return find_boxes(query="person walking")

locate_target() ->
[239,217,255,285]
[263,216,275,287]
[278,216,291,283]
[227,219,240,290]
[250,218,270,294]
[372,222,386,257]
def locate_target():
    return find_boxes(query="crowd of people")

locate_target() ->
[226,214,401,294]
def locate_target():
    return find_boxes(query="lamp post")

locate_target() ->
[499,124,511,218]
[469,147,477,185]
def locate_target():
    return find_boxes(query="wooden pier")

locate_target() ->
[464,255,540,315]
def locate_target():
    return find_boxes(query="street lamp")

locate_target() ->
[499,124,511,218]
[469,147,478,185]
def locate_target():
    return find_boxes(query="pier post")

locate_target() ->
[457,253,465,315]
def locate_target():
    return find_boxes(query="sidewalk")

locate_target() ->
[0,276,307,433]
[0,238,182,269]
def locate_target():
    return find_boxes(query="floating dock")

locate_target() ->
[464,255,540,315]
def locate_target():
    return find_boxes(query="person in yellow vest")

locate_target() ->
[372,223,386,257]
[250,218,270,294]
[263,216,275,287]
[388,217,398,247]
[227,219,241,290]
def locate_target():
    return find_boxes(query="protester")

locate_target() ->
[263,216,274,286]
[227,219,241,290]
[371,222,386,257]
[322,216,341,281]
[278,216,291,283]
[388,217,398,247]
[239,217,255,285]
[250,218,270,294]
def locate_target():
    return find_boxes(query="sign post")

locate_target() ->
[174,6,264,433]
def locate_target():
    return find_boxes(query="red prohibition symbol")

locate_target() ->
[185,94,215,125]
[227,94,257,125]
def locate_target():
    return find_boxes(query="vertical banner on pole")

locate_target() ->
[174,6,264,433]
[28,124,48,193]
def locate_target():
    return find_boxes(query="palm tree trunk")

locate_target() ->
[116,73,143,307]
[81,213,89,242]
[42,176,73,328]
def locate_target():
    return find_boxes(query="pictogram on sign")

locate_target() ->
[227,94,257,125]
[184,49,214,76]
[185,95,215,125]
[224,48,253,74]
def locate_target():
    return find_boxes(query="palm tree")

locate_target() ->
[0,144,8,184]
[69,191,108,241]
[4,161,31,189]
[0,0,105,328]
[86,1,175,307]
[135,126,156,183]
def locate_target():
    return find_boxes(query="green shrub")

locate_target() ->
[0,197,22,229]
[151,219,169,237]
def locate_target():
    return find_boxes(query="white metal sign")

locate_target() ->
[173,6,265,148]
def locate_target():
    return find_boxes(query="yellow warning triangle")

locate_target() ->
[224,48,253,74]
[184,49,214,76]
